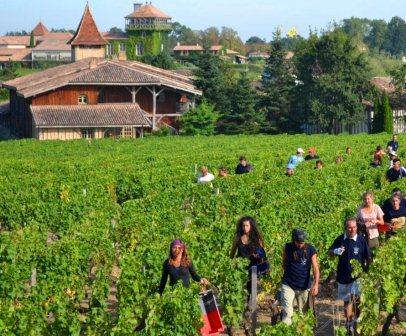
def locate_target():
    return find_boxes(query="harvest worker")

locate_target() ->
[286,148,305,174]
[329,218,371,335]
[386,158,406,182]
[315,160,324,170]
[230,216,269,289]
[383,194,406,232]
[345,147,352,155]
[218,167,229,178]
[158,239,209,294]
[235,156,253,174]
[280,229,319,325]
[382,188,406,214]
[197,166,215,184]
[356,191,384,249]
[305,147,320,161]
[373,145,386,166]
[387,134,399,152]
[388,151,397,168]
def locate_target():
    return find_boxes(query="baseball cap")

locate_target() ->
[292,228,307,242]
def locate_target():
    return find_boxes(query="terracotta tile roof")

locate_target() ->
[102,32,129,40]
[125,4,171,19]
[33,39,71,51]
[32,22,50,36]
[41,32,74,40]
[31,103,151,127]
[0,48,31,62]
[210,45,223,51]
[68,4,107,46]
[71,62,159,84]
[0,36,31,46]
[2,58,202,97]
[371,77,396,93]
[226,49,239,55]
[173,45,204,52]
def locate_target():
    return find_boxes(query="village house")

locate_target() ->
[0,4,201,141]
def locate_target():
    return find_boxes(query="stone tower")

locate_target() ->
[68,4,107,61]
[124,3,172,58]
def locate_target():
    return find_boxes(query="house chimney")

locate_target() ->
[134,3,142,12]
[177,42,180,46]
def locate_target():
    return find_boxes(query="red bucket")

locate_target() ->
[199,289,225,336]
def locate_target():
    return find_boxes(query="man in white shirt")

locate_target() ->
[197,166,215,184]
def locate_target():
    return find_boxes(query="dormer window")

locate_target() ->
[78,94,89,104]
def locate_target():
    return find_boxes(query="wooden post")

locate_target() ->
[152,86,157,130]
[250,266,257,336]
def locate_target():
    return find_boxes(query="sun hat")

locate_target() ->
[297,148,304,154]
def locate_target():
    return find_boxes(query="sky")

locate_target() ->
[0,0,404,41]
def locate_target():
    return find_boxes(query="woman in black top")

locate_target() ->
[384,195,406,231]
[230,216,269,276]
[159,239,209,294]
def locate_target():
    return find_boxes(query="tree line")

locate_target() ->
[180,29,405,136]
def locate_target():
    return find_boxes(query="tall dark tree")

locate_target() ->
[260,31,297,133]
[217,72,264,134]
[383,16,406,55]
[29,31,35,48]
[193,54,233,115]
[382,91,394,134]
[365,20,387,51]
[295,30,372,134]
[372,95,383,133]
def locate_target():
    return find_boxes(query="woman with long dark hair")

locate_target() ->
[159,239,209,294]
[230,216,269,277]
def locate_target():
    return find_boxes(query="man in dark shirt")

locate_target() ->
[386,158,406,182]
[235,156,253,174]
[387,134,399,152]
[304,147,320,161]
[382,188,406,215]
[329,218,371,334]
[280,229,320,325]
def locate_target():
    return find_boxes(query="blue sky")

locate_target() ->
[0,0,404,41]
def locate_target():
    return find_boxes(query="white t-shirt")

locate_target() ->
[197,173,215,184]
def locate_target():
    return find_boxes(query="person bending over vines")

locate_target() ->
[159,239,209,294]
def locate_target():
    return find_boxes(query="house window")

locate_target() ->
[141,32,146,38]
[135,43,144,56]
[81,129,94,139]
[78,94,89,104]
[106,44,113,56]
[121,127,134,138]
[98,89,105,103]
[119,43,126,52]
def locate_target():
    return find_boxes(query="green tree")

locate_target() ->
[382,91,393,134]
[219,27,245,54]
[193,54,234,114]
[295,30,372,134]
[390,63,406,102]
[180,100,219,135]
[372,95,383,133]
[109,27,124,34]
[260,30,297,133]
[383,16,406,55]
[217,72,264,134]
[365,19,387,51]
[29,31,35,48]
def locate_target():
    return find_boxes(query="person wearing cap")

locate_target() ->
[159,239,209,294]
[286,148,305,174]
[388,151,398,168]
[305,147,320,161]
[329,218,371,335]
[197,166,215,184]
[386,158,406,183]
[235,156,253,175]
[387,134,399,152]
[280,229,319,325]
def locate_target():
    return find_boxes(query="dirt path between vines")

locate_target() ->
[221,281,405,336]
